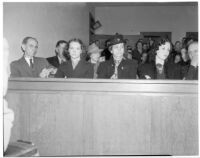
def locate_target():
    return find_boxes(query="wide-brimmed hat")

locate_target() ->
[87,43,103,54]
[108,34,125,47]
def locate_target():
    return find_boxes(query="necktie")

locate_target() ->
[30,59,34,68]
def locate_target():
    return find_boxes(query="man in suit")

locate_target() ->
[46,40,69,68]
[185,41,198,80]
[97,34,138,79]
[10,37,56,78]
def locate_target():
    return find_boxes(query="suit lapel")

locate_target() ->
[55,56,60,67]
[20,56,34,76]
[108,59,115,77]
[118,59,125,77]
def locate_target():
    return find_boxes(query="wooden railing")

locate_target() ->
[7,78,198,156]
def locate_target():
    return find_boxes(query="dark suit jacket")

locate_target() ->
[46,56,68,68]
[185,65,198,80]
[10,56,51,78]
[54,59,94,78]
[97,58,138,79]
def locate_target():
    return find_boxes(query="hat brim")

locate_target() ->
[88,49,103,54]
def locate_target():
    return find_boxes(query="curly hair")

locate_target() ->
[154,38,172,52]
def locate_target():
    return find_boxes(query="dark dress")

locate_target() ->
[137,61,170,79]
[97,58,138,79]
[54,59,94,78]
[137,62,156,79]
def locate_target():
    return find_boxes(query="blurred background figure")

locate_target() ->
[3,38,14,152]
[101,39,112,60]
[132,40,143,63]
[174,41,182,54]
[180,47,190,78]
[87,43,104,78]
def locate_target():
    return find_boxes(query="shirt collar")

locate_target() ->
[24,55,34,66]
[57,55,66,64]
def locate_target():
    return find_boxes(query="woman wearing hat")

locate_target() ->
[87,43,104,78]
[97,34,138,79]
[55,38,93,78]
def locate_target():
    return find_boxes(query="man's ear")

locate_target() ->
[55,47,59,54]
[21,44,26,52]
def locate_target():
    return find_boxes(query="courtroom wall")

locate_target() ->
[95,5,198,43]
[3,2,90,64]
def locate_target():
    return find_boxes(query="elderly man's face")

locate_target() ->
[111,43,124,61]
[23,39,38,57]
[188,42,198,60]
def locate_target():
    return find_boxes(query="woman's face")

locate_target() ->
[69,41,82,60]
[141,53,148,63]
[181,48,188,61]
[156,42,171,60]
[174,54,181,63]
[137,42,143,50]
[111,43,124,61]
[90,52,100,62]
[175,42,181,51]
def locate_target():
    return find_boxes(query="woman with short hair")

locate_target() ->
[55,38,93,78]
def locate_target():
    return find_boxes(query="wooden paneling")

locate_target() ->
[7,78,198,156]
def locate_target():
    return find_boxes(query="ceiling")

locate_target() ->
[87,2,197,7]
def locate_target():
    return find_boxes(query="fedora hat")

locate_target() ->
[88,43,103,54]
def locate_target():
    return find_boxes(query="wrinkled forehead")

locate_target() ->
[26,38,38,45]
[188,43,198,51]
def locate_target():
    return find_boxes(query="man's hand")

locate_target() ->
[49,68,57,74]
[110,74,118,79]
[144,75,151,79]
[39,68,50,78]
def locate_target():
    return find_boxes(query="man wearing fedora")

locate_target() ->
[87,43,105,78]
[97,34,138,79]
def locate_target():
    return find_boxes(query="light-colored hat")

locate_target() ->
[88,43,103,54]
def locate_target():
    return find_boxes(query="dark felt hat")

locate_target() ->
[108,34,125,47]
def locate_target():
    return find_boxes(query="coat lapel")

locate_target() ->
[73,59,85,77]
[67,60,74,77]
